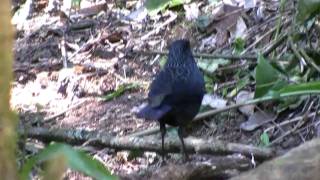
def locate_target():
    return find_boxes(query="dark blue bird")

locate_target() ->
[137,39,205,160]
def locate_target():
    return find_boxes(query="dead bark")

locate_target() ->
[21,127,274,160]
[231,138,320,180]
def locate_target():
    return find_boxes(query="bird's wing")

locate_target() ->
[148,69,174,107]
[136,69,173,120]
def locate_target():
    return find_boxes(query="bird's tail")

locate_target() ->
[136,104,171,121]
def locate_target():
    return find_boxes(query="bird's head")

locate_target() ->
[169,39,190,52]
[167,39,194,66]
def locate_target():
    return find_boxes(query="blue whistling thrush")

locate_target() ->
[137,39,205,161]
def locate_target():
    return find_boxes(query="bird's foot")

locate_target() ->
[182,154,190,162]
[158,153,166,166]
[160,159,167,166]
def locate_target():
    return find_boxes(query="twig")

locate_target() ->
[243,14,280,40]
[60,31,68,68]
[216,62,253,72]
[68,33,102,61]
[273,0,285,40]
[288,36,306,68]
[268,101,315,146]
[21,127,275,160]
[193,91,319,121]
[132,49,257,60]
[300,48,320,73]
[215,80,238,92]
[297,116,320,134]
[43,100,87,123]
[264,111,318,133]
[241,18,290,55]
[244,16,291,55]
[132,36,287,61]
[269,116,308,146]
[262,33,288,56]
[141,11,177,41]
[241,26,278,55]
[126,126,160,137]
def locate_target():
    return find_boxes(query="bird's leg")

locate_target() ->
[178,127,189,161]
[160,122,166,162]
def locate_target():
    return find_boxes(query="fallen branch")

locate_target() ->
[21,127,275,161]
[148,156,252,180]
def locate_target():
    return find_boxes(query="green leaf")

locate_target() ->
[277,96,306,113]
[254,55,287,98]
[254,82,320,112]
[128,149,144,160]
[145,0,186,16]
[103,83,139,101]
[228,75,250,97]
[296,0,320,23]
[146,0,170,16]
[233,38,245,54]
[71,0,81,8]
[170,0,185,7]
[260,132,270,147]
[278,81,320,94]
[197,58,230,74]
[20,143,117,180]
[265,90,281,99]
[195,15,210,31]
[204,74,214,92]
[159,56,167,69]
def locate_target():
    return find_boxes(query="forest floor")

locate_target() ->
[11,0,317,179]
